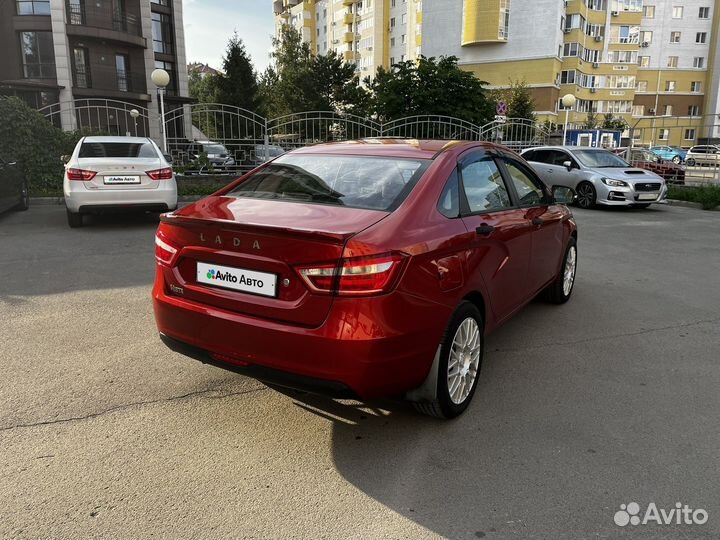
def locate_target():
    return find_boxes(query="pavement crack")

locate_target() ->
[494,317,720,353]
[0,385,266,433]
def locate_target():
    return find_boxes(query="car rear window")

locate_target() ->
[79,142,158,158]
[226,154,429,211]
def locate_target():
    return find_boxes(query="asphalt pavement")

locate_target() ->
[0,203,718,540]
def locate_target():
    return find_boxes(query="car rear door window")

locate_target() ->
[460,157,512,213]
[502,158,550,207]
[437,169,460,218]
[79,142,158,158]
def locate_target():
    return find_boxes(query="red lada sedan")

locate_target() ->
[153,140,578,418]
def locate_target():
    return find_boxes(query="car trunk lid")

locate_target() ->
[77,157,163,190]
[159,195,389,327]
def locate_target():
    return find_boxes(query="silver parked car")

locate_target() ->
[521,146,667,209]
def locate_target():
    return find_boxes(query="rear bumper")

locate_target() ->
[64,180,177,213]
[152,272,450,399]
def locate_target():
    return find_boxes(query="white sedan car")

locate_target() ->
[63,136,178,227]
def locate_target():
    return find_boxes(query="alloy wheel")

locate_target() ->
[447,317,481,405]
[672,155,681,164]
[563,245,577,296]
[576,184,595,209]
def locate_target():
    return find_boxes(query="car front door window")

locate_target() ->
[460,158,512,213]
[503,160,548,207]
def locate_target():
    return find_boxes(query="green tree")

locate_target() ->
[602,113,628,131]
[260,25,369,118]
[582,111,600,129]
[506,79,536,121]
[188,70,220,104]
[367,56,494,125]
[216,33,260,112]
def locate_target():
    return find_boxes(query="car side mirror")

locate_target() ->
[61,155,70,164]
[562,160,574,171]
[163,153,173,164]
[552,185,576,204]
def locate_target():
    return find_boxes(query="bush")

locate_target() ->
[0,97,103,195]
[667,184,720,210]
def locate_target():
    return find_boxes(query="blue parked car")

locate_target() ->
[649,145,687,164]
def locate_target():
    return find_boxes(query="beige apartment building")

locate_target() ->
[274,0,720,146]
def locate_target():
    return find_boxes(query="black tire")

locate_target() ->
[66,209,84,228]
[633,203,651,209]
[544,237,577,304]
[575,182,596,209]
[686,158,696,167]
[672,155,682,164]
[413,301,484,419]
[15,181,29,211]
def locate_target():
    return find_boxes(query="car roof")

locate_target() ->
[289,138,499,159]
[522,146,611,152]
[82,136,153,144]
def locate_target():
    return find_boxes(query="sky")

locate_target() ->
[184,0,275,74]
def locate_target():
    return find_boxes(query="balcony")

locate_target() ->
[71,62,149,100]
[66,2,146,47]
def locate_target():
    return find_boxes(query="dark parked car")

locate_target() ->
[0,156,29,214]
[153,140,578,418]
[183,141,236,173]
[614,148,685,184]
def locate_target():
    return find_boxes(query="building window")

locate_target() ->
[563,42,581,57]
[72,47,90,88]
[665,81,676,92]
[401,34,406,44]
[696,32,707,43]
[152,12,174,54]
[642,5,655,17]
[670,31,681,43]
[672,6,683,18]
[67,0,85,25]
[150,0,169,5]
[561,70,576,84]
[116,54,129,91]
[154,60,176,95]
[691,81,701,92]
[499,0,510,39]
[390,37,395,46]
[636,80,648,91]
[565,13,586,30]
[693,57,705,68]
[699,7,710,18]
[20,31,56,79]
[663,105,673,115]
[640,31,652,43]
[614,25,639,44]
[688,105,700,116]
[390,17,395,28]
[611,0,642,11]
[16,0,50,15]
[632,105,644,116]
[684,129,696,140]
[638,55,650,67]
[667,56,678,68]
[587,0,606,9]
[658,129,669,140]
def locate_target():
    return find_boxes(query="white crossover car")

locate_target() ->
[63,136,178,227]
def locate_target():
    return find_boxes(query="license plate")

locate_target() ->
[638,193,657,200]
[196,262,277,297]
[104,175,140,184]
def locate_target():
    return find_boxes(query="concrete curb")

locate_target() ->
[666,199,719,211]
[30,195,205,206]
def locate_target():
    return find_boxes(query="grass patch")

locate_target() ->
[667,184,720,210]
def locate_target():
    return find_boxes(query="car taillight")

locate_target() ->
[146,167,173,180]
[66,168,97,181]
[155,231,179,267]
[297,253,406,296]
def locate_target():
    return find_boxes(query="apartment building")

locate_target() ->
[0,0,190,139]
[422,0,720,145]
[273,0,423,77]
[275,0,720,146]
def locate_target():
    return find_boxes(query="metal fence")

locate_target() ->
[37,100,720,184]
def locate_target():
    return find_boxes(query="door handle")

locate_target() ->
[476,224,495,236]
[532,217,545,227]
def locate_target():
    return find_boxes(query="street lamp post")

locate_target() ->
[561,93,577,146]
[129,108,139,137]
[151,68,170,152]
